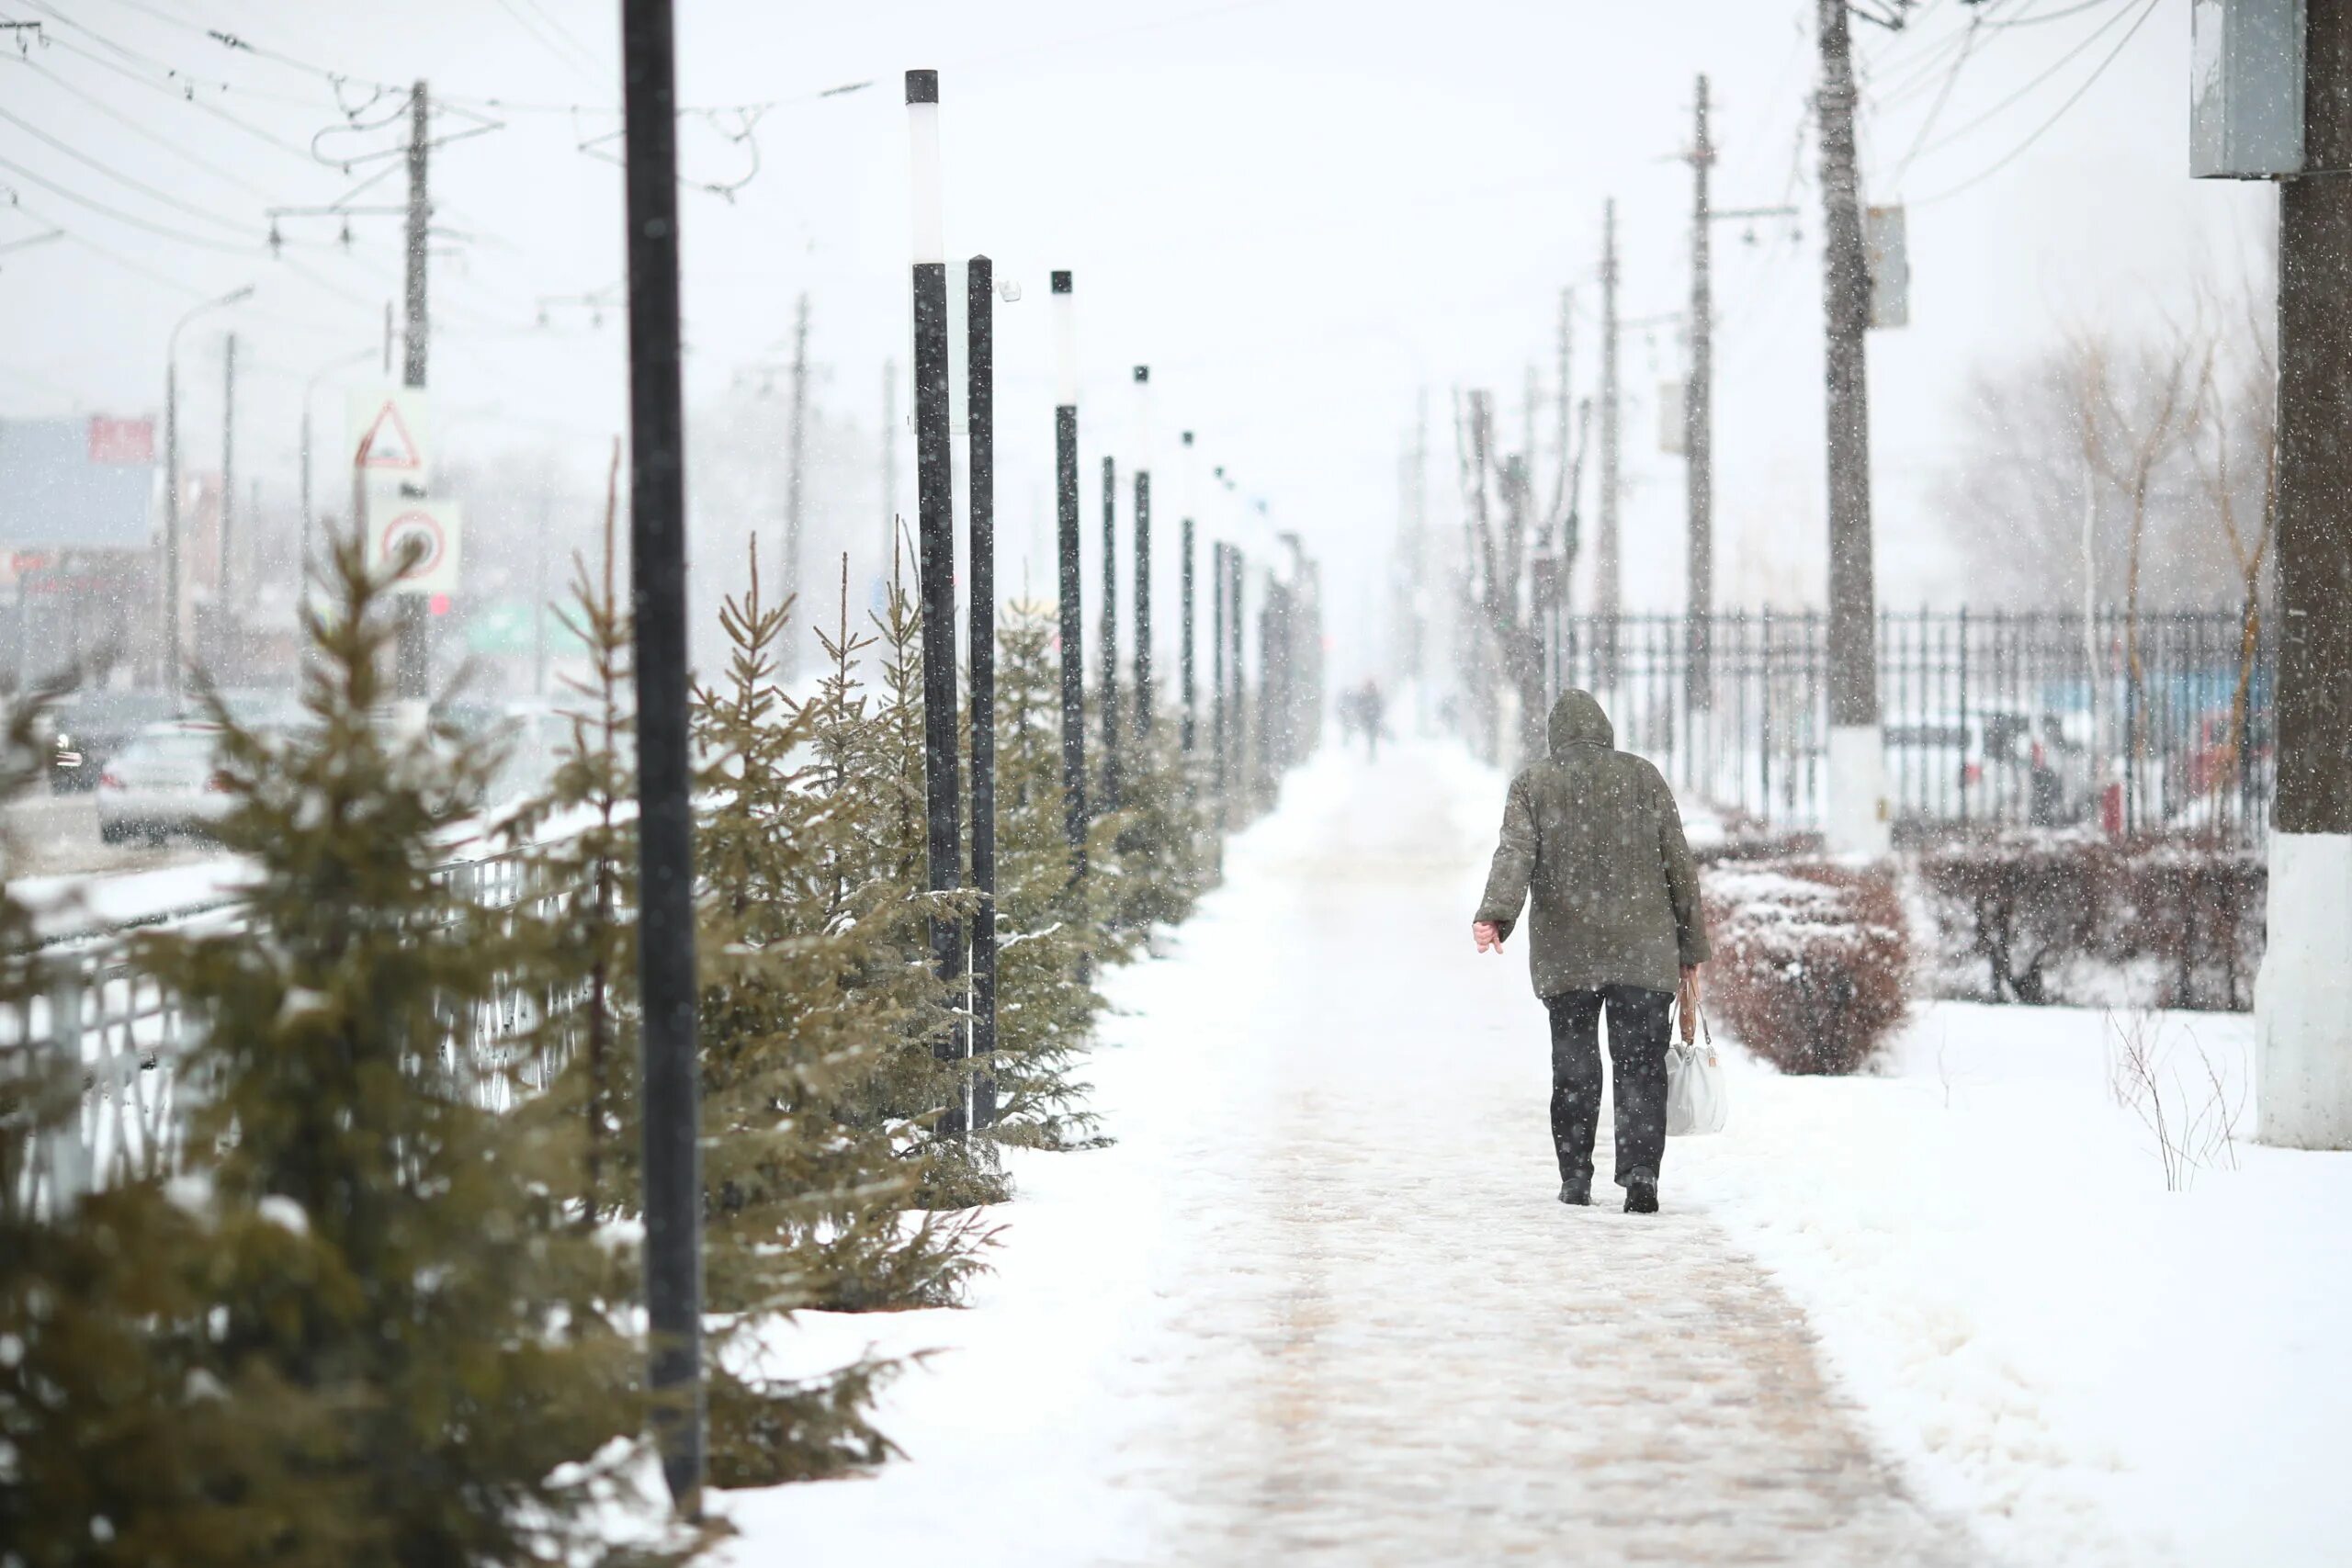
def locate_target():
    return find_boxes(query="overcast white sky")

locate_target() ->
[0,0,2267,682]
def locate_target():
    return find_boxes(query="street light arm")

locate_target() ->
[169,283,256,356]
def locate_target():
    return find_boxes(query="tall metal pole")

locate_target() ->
[1132,366,1153,737]
[1101,454,1121,809]
[1052,272,1087,868]
[2259,4,2352,1149]
[1181,431,1197,754]
[398,79,433,705]
[783,289,809,670]
[1229,547,1247,810]
[882,356,899,576]
[164,354,180,698]
[967,254,998,1131]
[906,71,967,1137]
[1686,73,1715,711]
[1816,0,1887,856]
[619,0,703,1515]
[1598,197,1622,686]
[1212,540,1227,817]
[220,332,236,609]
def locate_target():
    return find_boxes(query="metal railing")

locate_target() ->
[1542,608,2273,847]
[4,845,582,1217]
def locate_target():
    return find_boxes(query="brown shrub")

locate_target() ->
[1702,861,1912,1076]
[1916,833,2118,1005]
[1913,833,2265,1011]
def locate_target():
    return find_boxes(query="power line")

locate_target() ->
[0,151,266,252]
[0,52,282,199]
[1905,0,2160,209]
[23,23,330,166]
[1884,8,1985,190]
[1975,0,2133,28]
[0,100,258,230]
[1901,0,2152,165]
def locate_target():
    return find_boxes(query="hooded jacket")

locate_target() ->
[1475,690,1711,998]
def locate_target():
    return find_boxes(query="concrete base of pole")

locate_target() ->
[1825,723,1890,859]
[2256,832,2352,1150]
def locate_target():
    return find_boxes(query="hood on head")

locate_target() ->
[1548,689,1614,757]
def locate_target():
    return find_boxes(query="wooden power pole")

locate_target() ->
[1815,0,1888,856]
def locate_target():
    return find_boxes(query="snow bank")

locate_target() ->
[1673,1001,2352,1567]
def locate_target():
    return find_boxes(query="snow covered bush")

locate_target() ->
[1913,833,2264,1011]
[1702,861,1912,1076]
[1915,833,2118,1005]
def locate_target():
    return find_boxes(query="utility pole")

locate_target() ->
[906,71,966,1137]
[1816,0,1888,856]
[397,79,432,705]
[219,332,237,612]
[1132,366,1153,738]
[782,290,809,670]
[1686,73,1715,711]
[2255,5,2352,1148]
[1598,198,1622,684]
[620,0,704,1514]
[1051,274,1085,871]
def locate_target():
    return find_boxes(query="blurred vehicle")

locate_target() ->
[94,721,233,845]
[1884,707,2091,828]
[46,689,182,793]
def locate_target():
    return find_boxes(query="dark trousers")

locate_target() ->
[1544,985,1672,1188]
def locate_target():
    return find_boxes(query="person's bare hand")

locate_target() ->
[1473,920,1504,954]
[1680,963,1702,1001]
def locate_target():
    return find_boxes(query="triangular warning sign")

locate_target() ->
[356,400,422,469]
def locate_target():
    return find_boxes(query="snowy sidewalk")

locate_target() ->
[737,741,1976,1565]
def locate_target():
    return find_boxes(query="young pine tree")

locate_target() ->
[119,536,689,1567]
[978,602,1106,1149]
[515,521,906,1491]
[804,564,1006,1211]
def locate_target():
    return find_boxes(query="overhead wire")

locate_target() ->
[0,150,268,252]
[1899,0,2154,165]
[0,51,282,199]
[1883,6,1986,192]
[0,101,260,230]
[1905,0,2161,209]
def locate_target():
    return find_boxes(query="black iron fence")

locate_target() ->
[1542,608,2274,849]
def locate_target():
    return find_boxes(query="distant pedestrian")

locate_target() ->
[1359,680,1386,761]
[1471,690,1710,1214]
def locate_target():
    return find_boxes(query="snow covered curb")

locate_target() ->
[1671,1002,2352,1568]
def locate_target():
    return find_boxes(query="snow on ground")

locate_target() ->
[711,738,2350,1567]
[1674,999,2352,1568]
[718,741,1971,1564]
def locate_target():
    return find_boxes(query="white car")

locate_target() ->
[95,722,235,845]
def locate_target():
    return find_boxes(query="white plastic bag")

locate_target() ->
[1666,991,1728,1136]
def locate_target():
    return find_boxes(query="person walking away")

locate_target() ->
[1361,680,1386,762]
[1471,690,1709,1213]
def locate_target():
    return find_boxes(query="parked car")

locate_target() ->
[94,722,235,844]
[46,690,182,793]
[1884,707,2089,828]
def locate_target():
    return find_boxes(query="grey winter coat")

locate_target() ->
[1475,690,1712,998]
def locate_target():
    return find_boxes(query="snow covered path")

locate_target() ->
[741,741,1978,1564]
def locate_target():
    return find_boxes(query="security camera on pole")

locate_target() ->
[905,69,967,1135]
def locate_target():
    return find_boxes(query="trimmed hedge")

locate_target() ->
[1915,833,2263,1011]
[1702,860,1912,1076]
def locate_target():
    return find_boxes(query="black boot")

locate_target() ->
[1558,1175,1592,1206]
[1623,1174,1659,1215]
